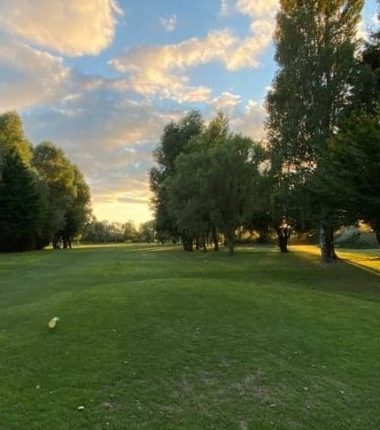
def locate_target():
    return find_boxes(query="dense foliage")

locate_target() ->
[0,111,91,251]
[150,111,265,254]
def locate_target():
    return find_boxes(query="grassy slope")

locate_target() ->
[0,245,379,430]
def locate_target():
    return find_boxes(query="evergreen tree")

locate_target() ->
[0,152,43,252]
[319,109,380,246]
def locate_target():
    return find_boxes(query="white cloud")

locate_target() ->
[0,35,69,111]
[211,92,241,114]
[111,0,278,102]
[227,0,278,70]
[235,0,278,19]
[111,29,236,102]
[231,99,267,141]
[160,14,177,32]
[0,0,122,56]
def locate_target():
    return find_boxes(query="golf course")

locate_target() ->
[1,245,379,429]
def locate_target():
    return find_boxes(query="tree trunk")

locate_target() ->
[212,226,219,251]
[228,241,234,255]
[202,236,208,253]
[375,230,380,248]
[52,234,60,249]
[319,210,336,263]
[226,230,235,256]
[182,236,193,252]
[258,228,270,244]
[195,237,201,251]
[275,226,290,253]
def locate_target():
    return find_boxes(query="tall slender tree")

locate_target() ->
[267,0,363,262]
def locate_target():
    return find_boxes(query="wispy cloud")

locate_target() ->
[220,0,231,16]
[211,92,241,114]
[160,14,177,32]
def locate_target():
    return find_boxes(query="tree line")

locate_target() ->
[150,0,380,261]
[0,112,91,252]
[82,219,155,244]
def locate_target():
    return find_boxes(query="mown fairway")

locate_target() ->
[0,245,380,430]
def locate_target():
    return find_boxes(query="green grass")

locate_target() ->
[0,244,380,430]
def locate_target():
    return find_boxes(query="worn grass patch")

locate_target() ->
[0,244,380,429]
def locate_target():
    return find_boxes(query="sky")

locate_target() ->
[0,0,378,225]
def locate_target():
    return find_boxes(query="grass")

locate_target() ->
[0,244,380,429]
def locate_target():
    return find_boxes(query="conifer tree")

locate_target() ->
[0,152,43,252]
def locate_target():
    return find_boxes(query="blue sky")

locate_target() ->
[0,0,378,223]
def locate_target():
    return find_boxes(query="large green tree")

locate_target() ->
[317,4,380,247]
[167,113,263,255]
[150,111,204,249]
[267,0,363,262]
[32,142,90,248]
[0,111,91,251]
[320,109,380,246]
[205,135,262,255]
[0,152,43,252]
[0,112,45,252]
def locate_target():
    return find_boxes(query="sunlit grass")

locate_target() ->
[292,245,380,274]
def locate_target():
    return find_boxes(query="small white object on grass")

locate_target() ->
[77,406,85,411]
[48,317,60,329]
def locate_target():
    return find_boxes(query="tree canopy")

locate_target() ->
[0,111,91,252]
